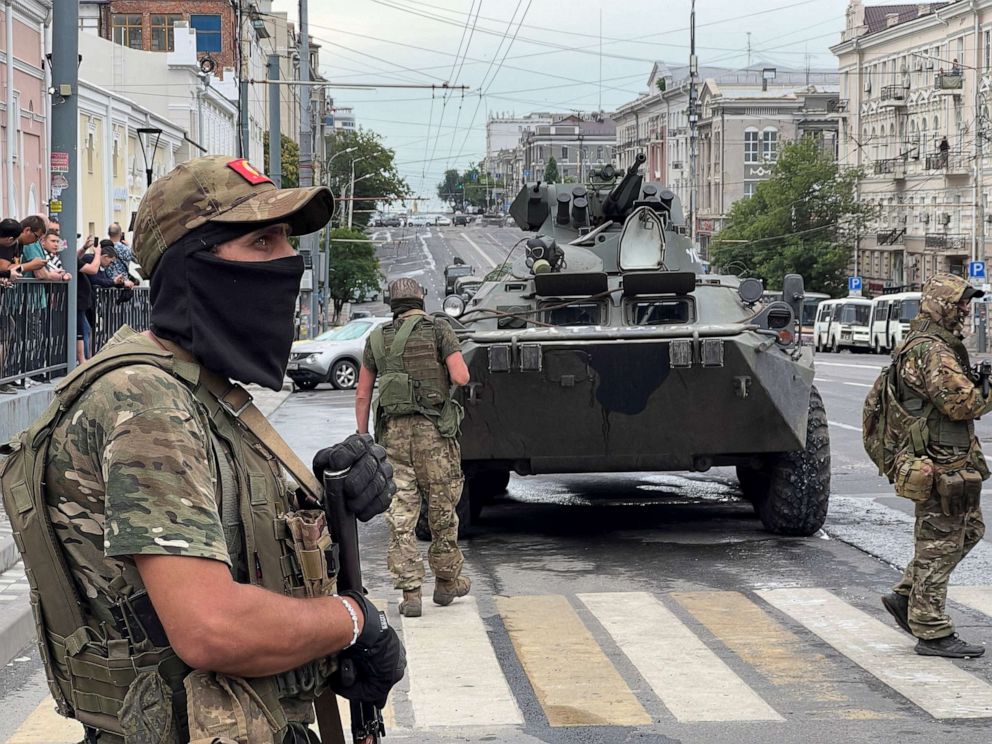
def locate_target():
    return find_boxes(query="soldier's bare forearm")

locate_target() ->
[135,554,363,677]
[356,365,376,434]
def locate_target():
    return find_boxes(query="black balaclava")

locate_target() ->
[390,297,425,317]
[150,222,305,390]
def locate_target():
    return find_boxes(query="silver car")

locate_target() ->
[287,317,390,391]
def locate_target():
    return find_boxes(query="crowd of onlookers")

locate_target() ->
[0,217,140,392]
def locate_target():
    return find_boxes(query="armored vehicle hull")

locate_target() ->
[430,154,830,538]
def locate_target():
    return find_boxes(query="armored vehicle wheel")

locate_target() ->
[415,480,473,541]
[738,387,830,536]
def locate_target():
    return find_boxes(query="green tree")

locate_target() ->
[326,228,382,323]
[437,169,464,209]
[711,136,875,296]
[543,156,560,183]
[437,164,502,211]
[262,132,299,187]
[325,130,409,228]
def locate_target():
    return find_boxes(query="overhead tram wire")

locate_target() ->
[439,0,483,175]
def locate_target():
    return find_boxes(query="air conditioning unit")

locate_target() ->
[940,212,952,225]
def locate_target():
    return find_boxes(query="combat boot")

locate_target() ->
[915,634,986,658]
[433,577,471,606]
[399,589,422,618]
[881,592,912,635]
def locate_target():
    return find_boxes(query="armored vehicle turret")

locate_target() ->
[438,154,830,537]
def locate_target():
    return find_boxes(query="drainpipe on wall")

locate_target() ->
[5,0,16,216]
[43,6,51,218]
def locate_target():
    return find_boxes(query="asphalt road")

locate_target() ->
[4,225,992,743]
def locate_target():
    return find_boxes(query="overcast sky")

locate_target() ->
[272,0,852,203]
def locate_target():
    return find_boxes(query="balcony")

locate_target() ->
[877,228,905,245]
[925,232,970,252]
[924,152,970,176]
[934,73,964,94]
[827,98,848,117]
[873,158,906,179]
[880,84,909,107]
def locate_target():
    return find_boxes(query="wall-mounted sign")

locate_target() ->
[49,199,63,213]
[51,152,69,173]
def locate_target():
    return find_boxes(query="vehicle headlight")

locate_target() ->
[306,353,319,363]
[443,294,466,318]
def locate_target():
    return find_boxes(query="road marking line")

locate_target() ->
[949,586,992,619]
[759,587,992,719]
[674,591,898,720]
[6,698,82,743]
[816,361,885,370]
[843,382,873,388]
[404,596,522,727]
[580,592,781,722]
[497,595,650,727]
[829,421,863,432]
[457,232,498,269]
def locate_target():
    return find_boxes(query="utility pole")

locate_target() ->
[238,6,250,159]
[298,0,319,335]
[51,0,78,372]
[268,54,282,188]
[688,0,699,247]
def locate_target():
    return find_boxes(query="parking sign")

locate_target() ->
[848,276,862,293]
[969,260,986,280]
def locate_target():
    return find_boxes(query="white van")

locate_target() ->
[868,291,922,353]
[813,298,872,352]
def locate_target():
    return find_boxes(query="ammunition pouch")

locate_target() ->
[184,671,285,744]
[435,397,464,439]
[934,467,983,516]
[893,450,935,503]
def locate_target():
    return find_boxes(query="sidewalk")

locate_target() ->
[0,379,293,669]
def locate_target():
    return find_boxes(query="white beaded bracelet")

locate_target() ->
[336,595,361,648]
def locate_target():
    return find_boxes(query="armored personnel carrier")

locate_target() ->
[436,154,830,537]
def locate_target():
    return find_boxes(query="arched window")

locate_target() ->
[744,127,759,163]
[762,127,779,162]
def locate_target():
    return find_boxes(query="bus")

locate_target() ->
[868,291,921,354]
[813,298,873,352]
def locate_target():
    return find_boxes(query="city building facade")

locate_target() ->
[832,0,992,292]
[519,114,617,184]
[1,0,52,220]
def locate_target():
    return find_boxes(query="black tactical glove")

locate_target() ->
[332,591,406,708]
[312,434,396,521]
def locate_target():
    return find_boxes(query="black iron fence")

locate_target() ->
[0,282,150,386]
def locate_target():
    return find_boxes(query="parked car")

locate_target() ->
[383,216,402,227]
[435,215,452,226]
[287,317,390,391]
[452,213,469,226]
[408,215,430,227]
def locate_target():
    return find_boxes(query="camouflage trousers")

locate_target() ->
[379,415,464,591]
[893,493,985,640]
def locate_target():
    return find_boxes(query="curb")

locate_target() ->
[0,584,34,669]
[0,534,18,575]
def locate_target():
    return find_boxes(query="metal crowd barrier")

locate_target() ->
[0,280,69,386]
[90,286,151,352]
[0,282,151,386]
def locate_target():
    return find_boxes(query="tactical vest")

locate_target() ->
[370,314,462,438]
[898,321,974,454]
[0,327,336,743]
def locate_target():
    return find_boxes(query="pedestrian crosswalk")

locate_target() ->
[6,586,992,742]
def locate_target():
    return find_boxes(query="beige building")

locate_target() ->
[832,0,992,292]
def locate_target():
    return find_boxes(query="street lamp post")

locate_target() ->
[136,128,163,187]
[348,155,369,229]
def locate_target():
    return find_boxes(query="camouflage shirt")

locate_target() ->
[45,353,230,604]
[362,312,461,374]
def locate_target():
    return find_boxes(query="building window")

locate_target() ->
[985,30,991,71]
[744,128,759,163]
[150,14,182,52]
[561,146,568,160]
[597,146,603,160]
[190,14,222,53]
[744,182,757,198]
[112,137,119,178]
[87,132,94,174]
[762,129,778,162]
[112,14,143,49]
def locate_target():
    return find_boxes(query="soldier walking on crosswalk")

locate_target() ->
[356,277,472,617]
[876,273,988,658]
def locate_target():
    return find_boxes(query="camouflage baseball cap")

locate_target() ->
[132,155,333,277]
[389,277,425,300]
[922,272,984,304]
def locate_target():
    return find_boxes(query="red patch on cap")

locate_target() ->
[226,159,273,186]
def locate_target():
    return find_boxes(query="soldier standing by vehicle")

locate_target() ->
[879,272,989,658]
[355,278,471,618]
[1,156,404,743]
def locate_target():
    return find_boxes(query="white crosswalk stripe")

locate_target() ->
[580,591,782,722]
[759,587,992,719]
[7,586,992,741]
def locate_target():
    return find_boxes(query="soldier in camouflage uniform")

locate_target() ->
[356,277,471,617]
[5,156,405,742]
[881,272,989,658]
